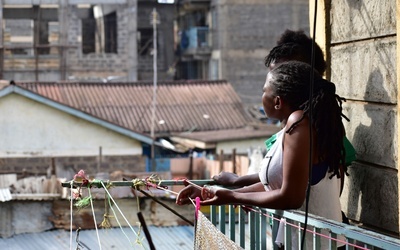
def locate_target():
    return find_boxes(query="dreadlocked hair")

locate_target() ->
[265,29,327,75]
[264,43,304,68]
[269,61,348,179]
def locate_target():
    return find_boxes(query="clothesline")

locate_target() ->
[61,179,216,189]
[62,173,370,250]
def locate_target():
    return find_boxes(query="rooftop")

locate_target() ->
[0,227,194,250]
[16,80,254,136]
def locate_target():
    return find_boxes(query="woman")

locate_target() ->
[176,61,346,248]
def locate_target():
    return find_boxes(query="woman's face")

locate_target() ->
[262,73,277,119]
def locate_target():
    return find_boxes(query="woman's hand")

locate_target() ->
[176,185,202,205]
[212,171,239,186]
[200,186,235,206]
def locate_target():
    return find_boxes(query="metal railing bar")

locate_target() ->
[266,209,400,249]
[239,206,246,248]
[329,232,338,249]
[284,218,292,249]
[249,211,256,250]
[255,211,260,249]
[219,205,226,234]
[313,227,321,250]
[229,205,236,241]
[260,211,267,250]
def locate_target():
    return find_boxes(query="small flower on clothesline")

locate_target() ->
[74,195,92,210]
[72,169,91,200]
[131,178,146,190]
[145,174,168,190]
[74,169,89,186]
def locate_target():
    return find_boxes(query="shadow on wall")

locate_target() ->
[348,69,399,234]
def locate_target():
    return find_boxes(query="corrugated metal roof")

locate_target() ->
[16,80,252,135]
[0,226,194,250]
[172,125,280,143]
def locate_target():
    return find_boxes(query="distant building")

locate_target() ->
[0,0,175,82]
[174,0,310,108]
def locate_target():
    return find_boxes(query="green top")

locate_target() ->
[264,133,356,166]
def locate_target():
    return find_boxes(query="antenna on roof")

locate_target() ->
[150,9,160,171]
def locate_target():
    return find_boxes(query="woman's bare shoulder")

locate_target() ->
[286,110,308,128]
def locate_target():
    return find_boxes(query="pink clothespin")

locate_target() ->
[195,197,201,220]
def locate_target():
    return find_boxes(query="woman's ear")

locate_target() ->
[274,96,282,109]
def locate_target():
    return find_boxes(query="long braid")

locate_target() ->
[270,62,347,178]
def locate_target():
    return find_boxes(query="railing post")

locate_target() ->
[229,205,236,241]
[329,231,337,249]
[313,227,321,249]
[260,209,267,250]
[255,210,260,249]
[346,238,355,250]
[249,210,256,250]
[219,205,226,234]
[285,219,292,249]
[239,206,246,248]
[210,205,217,226]
[297,221,303,250]
[271,213,280,250]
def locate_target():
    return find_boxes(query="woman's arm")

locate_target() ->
[201,111,311,209]
[213,172,260,187]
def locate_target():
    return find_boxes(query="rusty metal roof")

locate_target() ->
[16,80,252,135]
[0,227,194,249]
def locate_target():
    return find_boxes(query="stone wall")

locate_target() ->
[327,0,398,234]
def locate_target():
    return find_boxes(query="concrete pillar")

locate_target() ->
[309,0,330,79]
[127,0,138,81]
[58,0,69,81]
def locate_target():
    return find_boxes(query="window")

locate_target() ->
[81,6,118,54]
[4,6,57,56]
[138,28,153,56]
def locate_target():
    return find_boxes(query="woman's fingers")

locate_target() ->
[200,195,219,206]
[176,186,193,205]
[176,185,201,205]
[201,186,216,200]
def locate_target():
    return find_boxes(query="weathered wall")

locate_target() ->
[0,155,146,180]
[211,0,310,107]
[321,0,398,234]
[0,94,143,158]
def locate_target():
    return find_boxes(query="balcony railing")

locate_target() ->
[62,179,400,250]
[207,205,400,250]
[181,27,211,56]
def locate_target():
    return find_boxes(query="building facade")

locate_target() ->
[175,0,310,108]
[0,0,175,83]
